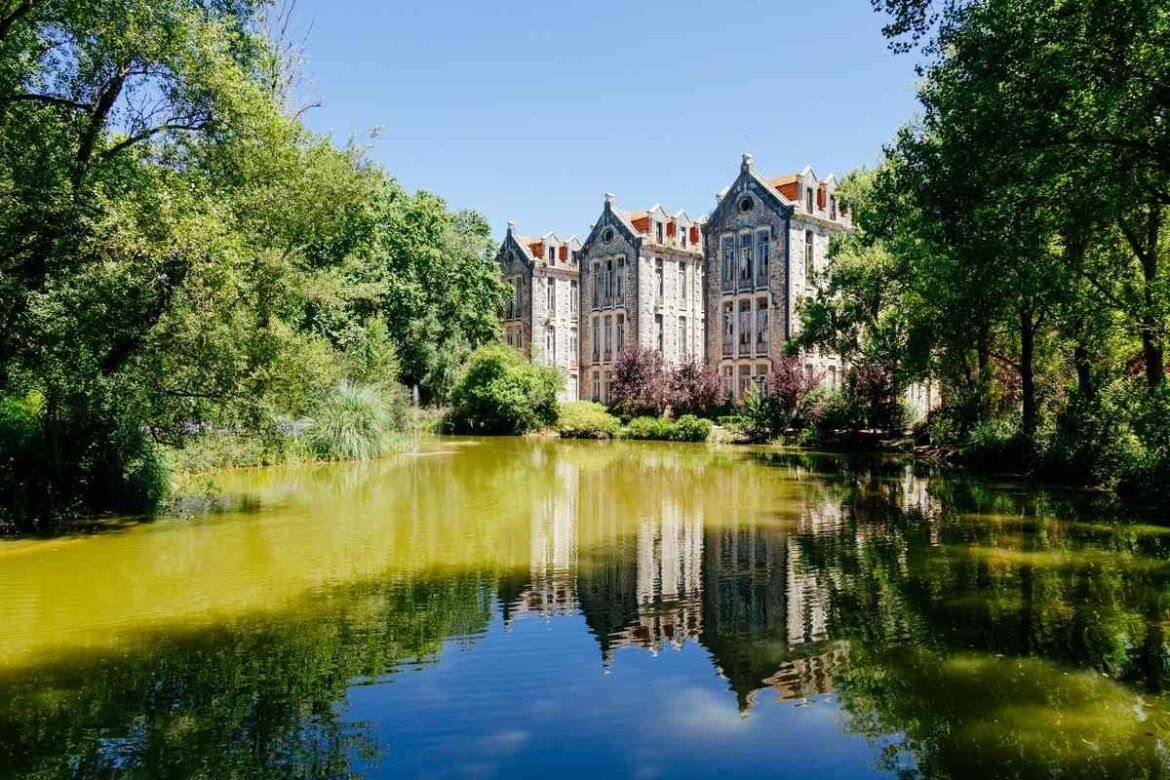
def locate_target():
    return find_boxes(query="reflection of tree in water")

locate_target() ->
[0,573,499,779]
[767,455,1170,777]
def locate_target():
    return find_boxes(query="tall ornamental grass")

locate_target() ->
[307,382,407,460]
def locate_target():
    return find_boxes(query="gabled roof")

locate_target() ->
[578,194,644,257]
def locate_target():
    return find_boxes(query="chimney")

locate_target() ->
[741,153,754,172]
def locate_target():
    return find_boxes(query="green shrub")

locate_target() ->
[623,416,675,440]
[445,345,562,434]
[812,391,857,439]
[558,402,620,439]
[167,431,305,472]
[307,382,407,460]
[1036,386,1142,486]
[960,415,1028,469]
[670,414,712,442]
[620,415,712,442]
[739,386,791,443]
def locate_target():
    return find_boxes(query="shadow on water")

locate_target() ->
[4,438,1170,777]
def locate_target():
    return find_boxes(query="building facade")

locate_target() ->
[496,222,582,401]
[576,195,705,403]
[702,155,850,401]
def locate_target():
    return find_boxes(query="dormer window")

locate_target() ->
[656,222,664,244]
[739,197,753,213]
[548,246,555,263]
[806,187,814,213]
[603,228,615,243]
[830,195,837,220]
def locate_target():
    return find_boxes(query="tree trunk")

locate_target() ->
[1073,321,1095,400]
[1121,203,1164,389]
[1020,306,1036,440]
[976,321,992,420]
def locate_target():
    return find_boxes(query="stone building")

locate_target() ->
[496,222,582,400]
[701,155,851,401]
[577,194,706,403]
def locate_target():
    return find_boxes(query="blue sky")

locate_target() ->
[292,0,921,239]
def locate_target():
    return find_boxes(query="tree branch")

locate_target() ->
[98,118,206,161]
[0,0,35,45]
[0,92,91,111]
[72,58,132,190]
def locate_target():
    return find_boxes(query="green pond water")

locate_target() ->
[3,437,1170,778]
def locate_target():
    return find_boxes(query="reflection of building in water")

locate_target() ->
[746,643,849,708]
[501,461,579,622]
[697,497,845,710]
[510,449,852,711]
[899,465,942,545]
[611,501,704,654]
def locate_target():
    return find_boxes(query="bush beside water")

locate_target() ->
[621,415,712,442]
[445,345,562,435]
[557,402,620,439]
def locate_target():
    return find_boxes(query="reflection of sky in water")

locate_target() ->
[347,609,891,779]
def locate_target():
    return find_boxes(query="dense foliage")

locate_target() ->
[0,0,504,532]
[797,0,1170,495]
[445,345,561,435]
[610,346,722,419]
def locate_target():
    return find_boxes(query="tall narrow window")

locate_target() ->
[679,316,688,357]
[655,314,663,352]
[604,314,613,360]
[805,231,815,286]
[755,230,769,286]
[678,263,687,306]
[570,280,578,314]
[655,258,664,301]
[755,298,768,354]
[592,317,600,362]
[739,365,752,399]
[547,279,555,313]
[806,187,814,212]
[569,327,578,362]
[592,264,601,309]
[722,302,734,356]
[738,300,751,353]
[738,233,752,286]
[656,222,664,244]
[548,246,555,263]
[547,327,556,363]
[615,256,625,302]
[721,236,734,291]
[604,259,613,304]
[514,277,523,315]
[680,227,688,249]
[616,313,625,353]
[829,195,837,220]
